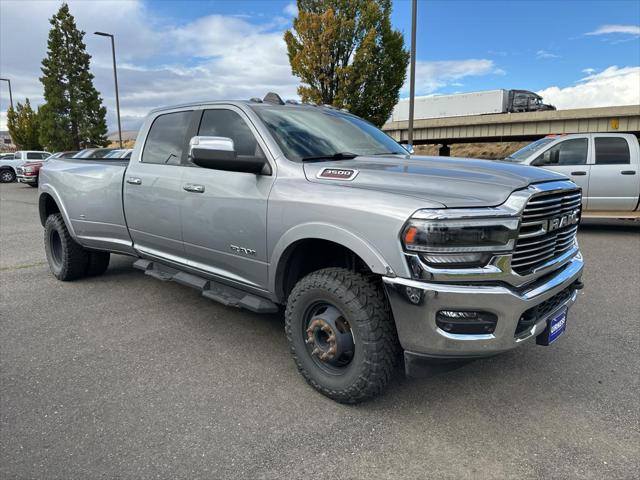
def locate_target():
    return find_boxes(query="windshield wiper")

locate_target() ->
[371,151,406,156]
[301,152,359,162]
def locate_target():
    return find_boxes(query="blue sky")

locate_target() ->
[1,0,639,131]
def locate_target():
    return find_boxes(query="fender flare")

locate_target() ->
[38,184,79,240]
[268,222,393,302]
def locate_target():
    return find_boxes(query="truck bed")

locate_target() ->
[39,158,134,254]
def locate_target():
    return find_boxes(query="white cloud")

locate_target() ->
[586,24,640,36]
[284,2,298,17]
[402,59,502,96]
[537,66,640,109]
[582,67,596,75]
[0,0,298,131]
[536,49,560,59]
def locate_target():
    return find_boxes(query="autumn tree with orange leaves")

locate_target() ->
[284,0,409,126]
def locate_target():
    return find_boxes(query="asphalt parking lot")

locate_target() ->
[1,182,639,479]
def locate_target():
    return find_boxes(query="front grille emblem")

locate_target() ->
[546,209,580,233]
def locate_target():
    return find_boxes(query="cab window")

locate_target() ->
[198,109,265,161]
[594,137,630,165]
[142,111,192,165]
[534,138,588,166]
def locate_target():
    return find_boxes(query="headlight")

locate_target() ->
[402,214,519,267]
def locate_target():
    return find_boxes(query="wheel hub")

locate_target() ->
[304,304,354,367]
[306,318,338,361]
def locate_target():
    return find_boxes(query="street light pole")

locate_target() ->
[0,78,14,111]
[407,0,417,150]
[94,32,122,148]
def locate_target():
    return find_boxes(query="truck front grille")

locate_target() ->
[511,189,581,275]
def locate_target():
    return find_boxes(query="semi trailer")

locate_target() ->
[390,89,555,122]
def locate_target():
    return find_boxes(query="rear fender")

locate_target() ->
[38,184,79,240]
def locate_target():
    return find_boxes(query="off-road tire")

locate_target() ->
[86,251,110,276]
[44,213,89,281]
[285,267,399,403]
[0,169,16,183]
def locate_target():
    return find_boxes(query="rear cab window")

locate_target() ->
[594,137,630,165]
[142,111,192,165]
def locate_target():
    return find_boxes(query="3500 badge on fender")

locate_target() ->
[317,168,359,180]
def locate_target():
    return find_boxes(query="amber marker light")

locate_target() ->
[404,226,418,244]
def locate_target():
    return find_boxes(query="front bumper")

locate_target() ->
[383,253,584,359]
[17,175,37,184]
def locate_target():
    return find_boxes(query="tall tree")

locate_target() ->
[6,99,42,150]
[39,3,108,151]
[284,0,409,126]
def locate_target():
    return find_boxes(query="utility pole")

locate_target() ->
[407,0,417,150]
[0,78,14,111]
[94,32,123,148]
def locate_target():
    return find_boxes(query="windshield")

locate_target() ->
[74,148,118,159]
[504,137,556,162]
[251,106,407,161]
[104,149,125,158]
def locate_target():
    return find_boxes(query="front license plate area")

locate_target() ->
[536,307,568,346]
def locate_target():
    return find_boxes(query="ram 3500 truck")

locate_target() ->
[38,94,584,403]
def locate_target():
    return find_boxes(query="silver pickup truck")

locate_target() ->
[504,133,640,219]
[39,94,585,403]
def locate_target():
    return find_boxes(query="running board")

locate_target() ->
[133,259,279,313]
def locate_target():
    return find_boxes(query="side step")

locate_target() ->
[133,259,279,314]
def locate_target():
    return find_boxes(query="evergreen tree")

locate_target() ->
[6,99,42,150]
[39,3,108,151]
[284,0,409,126]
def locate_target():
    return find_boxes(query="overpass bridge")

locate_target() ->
[382,105,640,146]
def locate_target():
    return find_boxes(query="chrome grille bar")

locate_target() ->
[512,189,581,275]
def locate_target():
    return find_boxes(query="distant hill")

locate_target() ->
[107,130,138,142]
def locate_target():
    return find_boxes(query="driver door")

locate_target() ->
[532,136,590,209]
[180,107,275,291]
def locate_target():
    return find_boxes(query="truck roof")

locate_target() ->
[148,93,343,115]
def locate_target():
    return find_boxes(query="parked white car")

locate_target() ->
[504,133,640,219]
[0,150,52,183]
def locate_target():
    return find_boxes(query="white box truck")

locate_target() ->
[390,89,555,122]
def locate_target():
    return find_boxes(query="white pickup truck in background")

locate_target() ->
[504,133,640,219]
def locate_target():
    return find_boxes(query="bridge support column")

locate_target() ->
[439,144,450,157]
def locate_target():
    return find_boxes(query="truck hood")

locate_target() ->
[303,155,568,208]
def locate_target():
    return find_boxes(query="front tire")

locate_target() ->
[0,169,16,183]
[285,268,399,403]
[44,213,89,281]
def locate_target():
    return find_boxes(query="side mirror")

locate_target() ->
[403,143,415,155]
[189,136,267,174]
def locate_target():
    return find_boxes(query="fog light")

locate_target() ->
[436,310,497,335]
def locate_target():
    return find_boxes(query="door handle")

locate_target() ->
[571,171,587,176]
[183,184,205,193]
[126,177,142,185]
[621,170,636,175]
